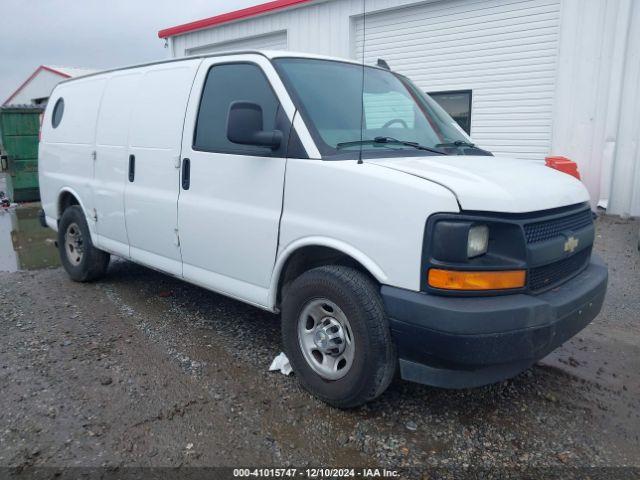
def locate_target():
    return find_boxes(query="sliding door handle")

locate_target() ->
[182,158,190,190]
[128,154,135,182]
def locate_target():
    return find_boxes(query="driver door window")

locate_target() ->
[194,63,281,156]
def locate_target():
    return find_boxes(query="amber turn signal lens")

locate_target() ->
[428,269,526,291]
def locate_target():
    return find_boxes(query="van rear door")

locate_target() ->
[124,61,200,275]
[177,55,295,307]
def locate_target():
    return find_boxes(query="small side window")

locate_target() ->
[51,98,64,128]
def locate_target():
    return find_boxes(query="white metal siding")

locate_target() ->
[170,0,366,60]
[552,0,640,217]
[166,0,639,215]
[353,0,561,160]
[171,0,481,60]
[185,30,288,55]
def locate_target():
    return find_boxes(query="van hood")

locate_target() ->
[366,155,590,213]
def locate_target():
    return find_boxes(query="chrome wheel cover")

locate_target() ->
[297,298,355,380]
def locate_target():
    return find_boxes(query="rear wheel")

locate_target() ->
[58,206,110,282]
[282,265,396,408]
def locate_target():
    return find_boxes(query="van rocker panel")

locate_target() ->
[381,255,608,388]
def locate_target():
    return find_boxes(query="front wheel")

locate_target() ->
[281,265,396,408]
[58,205,110,282]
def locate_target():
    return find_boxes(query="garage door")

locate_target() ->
[353,0,561,160]
[186,31,288,56]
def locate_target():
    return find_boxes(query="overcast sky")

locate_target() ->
[0,0,260,103]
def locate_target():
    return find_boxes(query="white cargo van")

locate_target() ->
[39,51,607,407]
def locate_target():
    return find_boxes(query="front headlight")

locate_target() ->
[467,225,489,258]
[423,214,527,293]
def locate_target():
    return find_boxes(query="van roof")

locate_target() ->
[57,50,366,85]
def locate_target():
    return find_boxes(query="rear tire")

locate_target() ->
[58,205,110,282]
[282,265,396,408]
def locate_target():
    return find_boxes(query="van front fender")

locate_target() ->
[268,236,388,309]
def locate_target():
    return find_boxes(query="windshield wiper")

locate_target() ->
[435,140,476,148]
[336,137,446,155]
[435,140,493,156]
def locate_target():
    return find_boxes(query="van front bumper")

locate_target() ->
[381,255,608,388]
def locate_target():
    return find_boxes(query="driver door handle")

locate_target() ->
[128,154,135,182]
[182,158,190,190]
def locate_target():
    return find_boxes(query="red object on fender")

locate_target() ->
[545,156,581,180]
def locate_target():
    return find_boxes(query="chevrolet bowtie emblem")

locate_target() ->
[564,236,579,253]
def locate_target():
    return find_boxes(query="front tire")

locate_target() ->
[282,265,396,408]
[58,205,110,282]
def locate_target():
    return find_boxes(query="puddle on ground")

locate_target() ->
[0,204,59,272]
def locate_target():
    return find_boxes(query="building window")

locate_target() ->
[428,90,472,135]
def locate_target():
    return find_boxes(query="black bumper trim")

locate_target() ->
[382,255,608,388]
[398,358,534,390]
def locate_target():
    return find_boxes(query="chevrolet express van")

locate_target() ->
[39,51,608,408]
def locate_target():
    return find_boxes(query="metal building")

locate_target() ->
[2,65,97,107]
[159,0,640,217]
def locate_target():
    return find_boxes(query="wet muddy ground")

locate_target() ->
[1,200,639,472]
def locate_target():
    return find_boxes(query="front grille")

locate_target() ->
[523,209,593,244]
[529,248,591,292]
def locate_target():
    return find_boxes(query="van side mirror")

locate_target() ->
[227,101,282,150]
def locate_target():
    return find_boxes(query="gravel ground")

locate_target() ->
[0,213,639,474]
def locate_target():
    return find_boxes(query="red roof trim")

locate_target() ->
[3,65,71,106]
[41,66,73,78]
[158,0,314,39]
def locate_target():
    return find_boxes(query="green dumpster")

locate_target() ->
[0,106,43,203]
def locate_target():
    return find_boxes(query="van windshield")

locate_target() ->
[273,58,485,159]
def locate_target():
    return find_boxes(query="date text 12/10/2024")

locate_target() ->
[233,468,400,478]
